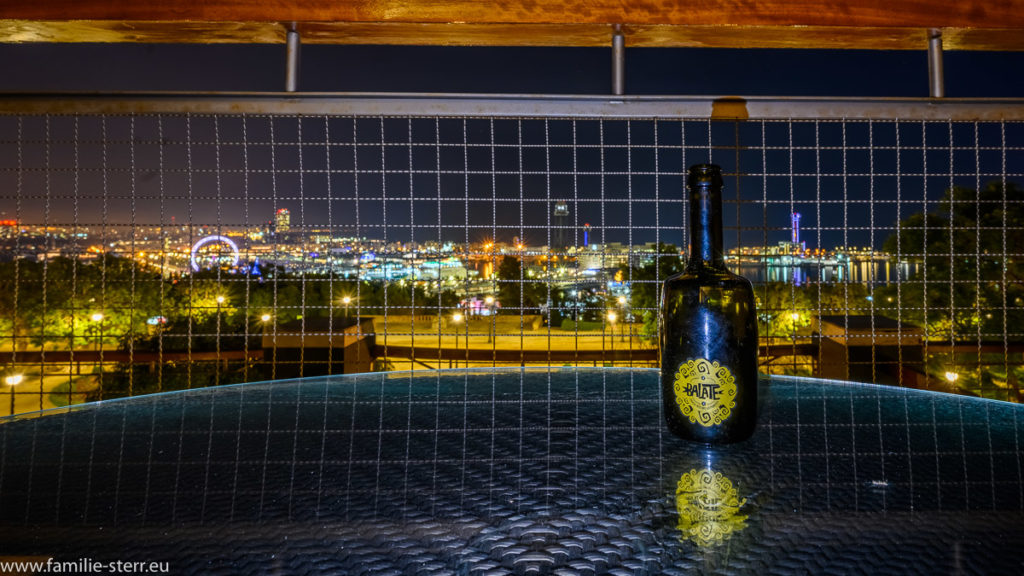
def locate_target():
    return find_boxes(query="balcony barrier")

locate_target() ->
[1,94,1023,414]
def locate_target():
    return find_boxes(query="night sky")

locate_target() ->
[0,44,1022,250]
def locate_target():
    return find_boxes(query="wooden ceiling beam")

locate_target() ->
[3,1,1024,28]
[2,1,1024,50]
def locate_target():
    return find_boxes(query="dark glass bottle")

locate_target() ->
[661,164,758,444]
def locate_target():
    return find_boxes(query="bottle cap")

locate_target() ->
[688,164,722,189]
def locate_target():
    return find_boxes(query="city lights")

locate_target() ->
[1,201,1016,403]
[190,235,241,272]
[4,374,23,386]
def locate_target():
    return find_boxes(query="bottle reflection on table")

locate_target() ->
[674,450,749,548]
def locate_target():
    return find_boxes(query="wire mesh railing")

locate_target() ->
[1,95,1022,415]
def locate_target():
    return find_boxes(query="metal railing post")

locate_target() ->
[612,25,625,95]
[928,28,944,98]
[286,27,301,92]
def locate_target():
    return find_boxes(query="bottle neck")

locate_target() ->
[688,183,726,270]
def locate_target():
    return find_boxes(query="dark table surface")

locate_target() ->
[2,367,1023,575]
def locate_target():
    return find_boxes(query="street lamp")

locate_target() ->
[215,295,225,304]
[616,295,628,342]
[607,310,617,356]
[451,312,463,368]
[90,312,104,353]
[483,295,495,340]
[5,373,21,416]
[260,313,272,323]
[944,371,960,383]
[341,296,352,319]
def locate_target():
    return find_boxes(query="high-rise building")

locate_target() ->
[553,202,569,251]
[791,212,806,252]
[275,208,291,233]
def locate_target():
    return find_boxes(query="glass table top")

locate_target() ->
[2,367,1023,574]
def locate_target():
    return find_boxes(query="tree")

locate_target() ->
[815,283,870,316]
[754,283,814,339]
[496,255,547,314]
[0,256,166,350]
[618,243,684,341]
[882,181,1024,342]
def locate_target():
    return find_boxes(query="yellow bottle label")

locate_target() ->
[673,358,737,427]
[676,468,748,546]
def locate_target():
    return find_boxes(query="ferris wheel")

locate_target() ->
[190,235,241,272]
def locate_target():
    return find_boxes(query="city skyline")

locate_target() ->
[0,217,895,256]
[0,194,981,253]
[3,115,1015,251]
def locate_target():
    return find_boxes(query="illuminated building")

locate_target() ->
[275,208,291,233]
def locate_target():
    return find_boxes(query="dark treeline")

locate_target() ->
[0,257,460,353]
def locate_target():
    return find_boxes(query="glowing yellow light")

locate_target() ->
[341,296,352,305]
[215,296,225,304]
[261,314,272,322]
[4,374,23,386]
[790,312,801,321]
[607,311,617,322]
[485,296,495,305]
[452,312,463,323]
[617,296,627,305]
[944,371,959,383]
[90,313,104,322]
